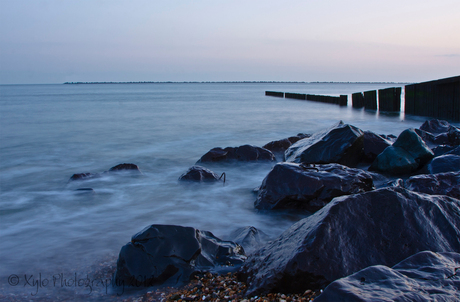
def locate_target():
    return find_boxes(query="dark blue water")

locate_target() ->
[0,83,448,298]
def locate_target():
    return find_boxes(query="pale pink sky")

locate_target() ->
[1,0,459,84]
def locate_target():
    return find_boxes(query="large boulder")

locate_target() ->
[404,172,460,199]
[178,165,222,182]
[427,154,460,174]
[255,163,374,212]
[362,131,392,162]
[115,225,246,287]
[315,251,460,302]
[197,145,275,163]
[239,188,460,296]
[285,121,364,167]
[370,128,434,175]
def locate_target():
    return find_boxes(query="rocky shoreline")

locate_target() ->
[67,119,460,301]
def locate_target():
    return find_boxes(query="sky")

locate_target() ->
[0,0,459,84]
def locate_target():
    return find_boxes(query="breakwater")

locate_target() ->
[405,76,459,121]
[265,91,348,106]
[268,76,459,121]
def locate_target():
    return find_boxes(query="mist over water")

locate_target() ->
[0,83,451,298]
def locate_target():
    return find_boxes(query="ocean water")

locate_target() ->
[0,82,453,299]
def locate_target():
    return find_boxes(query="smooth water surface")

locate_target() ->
[0,83,448,298]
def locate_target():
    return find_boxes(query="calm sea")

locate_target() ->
[1,83,453,299]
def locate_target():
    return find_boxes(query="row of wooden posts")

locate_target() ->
[265,91,348,106]
[265,76,459,121]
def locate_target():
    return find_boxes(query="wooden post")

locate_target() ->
[352,92,364,108]
[364,90,377,110]
[378,87,401,112]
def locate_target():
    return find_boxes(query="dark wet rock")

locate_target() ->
[380,134,397,141]
[393,128,434,165]
[448,127,460,146]
[447,146,460,155]
[75,187,95,193]
[420,119,454,134]
[197,145,275,163]
[227,226,270,254]
[69,173,100,181]
[427,154,460,174]
[255,163,374,212]
[263,139,292,161]
[362,131,392,162]
[115,225,246,288]
[419,119,460,146]
[370,128,434,175]
[108,163,142,173]
[404,172,460,199]
[179,166,222,182]
[432,145,457,157]
[239,187,460,296]
[369,145,419,175]
[315,251,460,302]
[263,134,311,161]
[285,121,364,167]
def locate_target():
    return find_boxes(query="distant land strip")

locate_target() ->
[64,81,409,84]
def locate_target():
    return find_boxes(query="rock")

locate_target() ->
[427,154,460,174]
[448,127,460,146]
[69,173,100,181]
[315,251,460,302]
[419,119,460,146]
[197,145,275,163]
[447,146,460,155]
[393,128,434,165]
[432,145,457,157]
[263,139,292,161]
[404,172,460,199]
[263,134,311,161]
[255,163,374,212]
[227,227,270,254]
[369,145,419,175]
[179,166,222,182]
[115,225,246,288]
[239,187,460,296]
[420,119,453,134]
[370,128,434,175]
[285,121,364,167]
[75,187,95,193]
[362,131,392,162]
[108,163,142,173]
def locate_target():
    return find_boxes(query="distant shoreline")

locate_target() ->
[64,81,410,85]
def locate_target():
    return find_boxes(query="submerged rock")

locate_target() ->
[255,163,374,212]
[315,251,460,302]
[370,128,434,175]
[239,187,460,296]
[115,225,246,288]
[69,172,99,181]
[178,165,222,182]
[197,145,275,163]
[108,163,142,173]
[285,121,364,167]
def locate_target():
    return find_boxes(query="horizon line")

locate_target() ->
[63,81,411,85]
